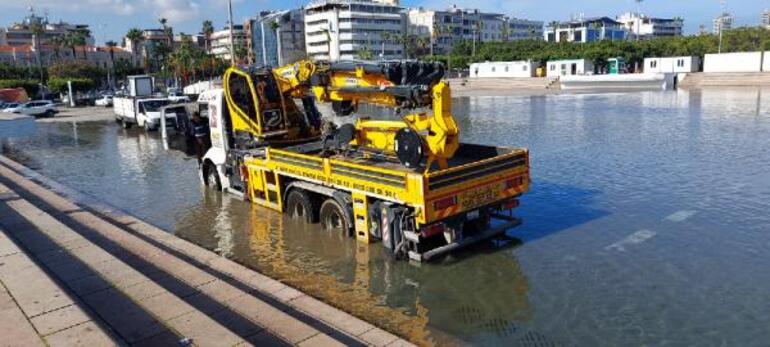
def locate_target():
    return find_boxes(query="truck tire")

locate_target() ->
[203,162,222,191]
[285,189,318,223]
[319,198,351,234]
[144,121,156,132]
[121,118,132,129]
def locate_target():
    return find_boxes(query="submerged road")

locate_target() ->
[0,154,412,346]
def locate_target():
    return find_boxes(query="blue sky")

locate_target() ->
[1,0,767,45]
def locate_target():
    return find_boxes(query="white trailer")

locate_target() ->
[469,61,540,78]
[644,56,701,73]
[547,59,594,77]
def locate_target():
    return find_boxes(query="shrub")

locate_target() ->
[47,77,95,94]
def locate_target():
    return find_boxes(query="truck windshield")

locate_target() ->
[140,100,171,112]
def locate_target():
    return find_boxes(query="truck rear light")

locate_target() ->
[503,199,519,210]
[421,223,445,238]
[433,196,457,211]
[505,177,524,189]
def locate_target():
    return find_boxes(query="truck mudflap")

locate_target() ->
[408,214,522,262]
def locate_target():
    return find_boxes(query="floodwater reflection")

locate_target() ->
[4,87,770,345]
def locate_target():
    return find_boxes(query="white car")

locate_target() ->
[1,103,20,112]
[12,100,58,117]
[167,91,190,103]
[95,95,113,107]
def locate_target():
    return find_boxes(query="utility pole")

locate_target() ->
[718,0,726,54]
[635,0,643,41]
[227,0,236,66]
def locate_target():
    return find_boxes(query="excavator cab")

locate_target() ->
[223,66,319,149]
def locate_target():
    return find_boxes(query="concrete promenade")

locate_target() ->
[0,154,413,347]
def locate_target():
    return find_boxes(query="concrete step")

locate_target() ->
[0,157,412,347]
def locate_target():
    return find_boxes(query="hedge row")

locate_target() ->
[0,79,39,98]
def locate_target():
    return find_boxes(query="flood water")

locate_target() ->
[3,88,770,346]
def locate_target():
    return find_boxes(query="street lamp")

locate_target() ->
[227,0,235,66]
[718,0,726,54]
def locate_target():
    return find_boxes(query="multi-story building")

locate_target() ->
[0,9,94,48]
[616,12,683,39]
[305,0,405,61]
[506,18,544,41]
[544,16,627,43]
[247,9,305,67]
[210,25,247,61]
[762,10,770,29]
[408,6,536,55]
[713,13,733,35]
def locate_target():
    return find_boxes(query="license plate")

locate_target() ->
[467,210,480,220]
[460,184,500,210]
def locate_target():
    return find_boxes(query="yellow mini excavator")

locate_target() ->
[223,59,457,172]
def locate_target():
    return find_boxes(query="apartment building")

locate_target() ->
[247,9,305,67]
[0,10,94,48]
[762,10,770,29]
[210,25,247,61]
[545,16,627,43]
[713,13,734,35]
[616,12,683,39]
[305,0,405,61]
[408,6,528,55]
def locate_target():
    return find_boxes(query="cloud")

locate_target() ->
[145,0,200,24]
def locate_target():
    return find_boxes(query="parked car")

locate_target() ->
[12,100,58,117]
[2,103,21,113]
[167,90,190,103]
[95,95,114,107]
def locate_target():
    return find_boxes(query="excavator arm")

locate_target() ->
[224,59,459,171]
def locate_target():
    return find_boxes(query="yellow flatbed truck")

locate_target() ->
[198,60,530,261]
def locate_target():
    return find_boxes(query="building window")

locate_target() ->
[523,65,527,71]
[491,67,495,72]
[650,61,657,68]
[504,66,509,72]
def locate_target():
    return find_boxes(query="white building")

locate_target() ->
[545,17,627,43]
[546,59,594,77]
[0,10,95,48]
[616,12,683,39]
[506,18,544,41]
[305,0,405,61]
[247,10,305,67]
[644,56,700,73]
[762,10,770,29]
[408,6,530,55]
[713,13,734,35]
[210,25,247,61]
[469,61,540,78]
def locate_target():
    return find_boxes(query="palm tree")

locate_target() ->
[105,40,117,67]
[159,18,173,46]
[472,21,482,56]
[380,31,391,58]
[49,35,65,61]
[431,23,443,56]
[500,21,510,42]
[415,36,428,57]
[202,20,214,53]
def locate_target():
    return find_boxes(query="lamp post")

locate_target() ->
[227,0,235,66]
[718,0,726,54]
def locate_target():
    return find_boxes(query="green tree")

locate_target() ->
[202,20,214,52]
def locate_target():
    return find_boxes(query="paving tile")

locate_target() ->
[140,292,196,321]
[66,274,112,297]
[244,273,287,294]
[122,279,169,301]
[385,339,417,347]
[209,308,264,339]
[29,304,91,336]
[90,259,151,289]
[0,231,21,257]
[82,288,166,343]
[44,321,117,347]
[0,293,46,347]
[297,333,346,347]
[243,330,291,347]
[0,266,73,317]
[132,330,182,347]
[198,280,247,303]
[230,295,319,344]
[290,295,373,336]
[272,286,305,302]
[168,311,245,347]
[173,266,218,288]
[44,258,93,282]
[357,327,400,347]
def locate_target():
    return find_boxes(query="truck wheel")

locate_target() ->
[320,198,351,234]
[45,110,55,118]
[203,162,222,191]
[285,189,318,223]
[144,121,155,132]
[121,119,132,129]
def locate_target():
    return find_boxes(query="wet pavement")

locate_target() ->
[2,87,770,346]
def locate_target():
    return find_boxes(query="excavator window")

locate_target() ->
[227,72,257,122]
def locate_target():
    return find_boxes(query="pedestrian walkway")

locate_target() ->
[0,155,412,347]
